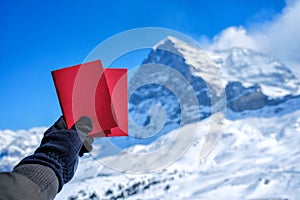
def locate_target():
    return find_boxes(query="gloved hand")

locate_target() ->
[14,116,93,192]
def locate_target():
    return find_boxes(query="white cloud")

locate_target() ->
[205,0,300,76]
[209,26,257,50]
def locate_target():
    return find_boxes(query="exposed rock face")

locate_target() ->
[129,37,300,128]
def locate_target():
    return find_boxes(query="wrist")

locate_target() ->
[13,164,59,199]
[14,153,64,192]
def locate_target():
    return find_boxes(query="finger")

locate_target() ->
[79,144,92,157]
[84,137,94,145]
[83,140,93,152]
[82,139,93,152]
[54,116,68,130]
[78,138,94,157]
[72,116,93,133]
[44,116,67,136]
[79,151,84,157]
[71,116,93,141]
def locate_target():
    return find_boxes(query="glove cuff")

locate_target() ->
[13,164,59,199]
[14,153,64,192]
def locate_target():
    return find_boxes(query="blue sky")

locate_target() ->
[0,0,287,129]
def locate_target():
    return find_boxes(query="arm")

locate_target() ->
[0,164,58,200]
[0,116,93,200]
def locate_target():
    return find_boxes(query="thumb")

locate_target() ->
[72,116,93,141]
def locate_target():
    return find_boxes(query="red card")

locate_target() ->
[99,68,128,137]
[51,60,128,137]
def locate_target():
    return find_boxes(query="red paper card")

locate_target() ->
[101,68,128,137]
[51,60,128,137]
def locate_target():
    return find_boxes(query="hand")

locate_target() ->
[14,116,93,192]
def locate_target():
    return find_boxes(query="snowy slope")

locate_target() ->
[1,107,299,199]
[0,127,45,171]
[56,106,300,200]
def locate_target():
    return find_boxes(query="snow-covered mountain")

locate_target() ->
[1,36,300,199]
[126,36,300,147]
[140,36,300,113]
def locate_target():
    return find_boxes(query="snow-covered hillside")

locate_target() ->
[0,127,45,172]
[57,107,300,200]
[1,106,299,199]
